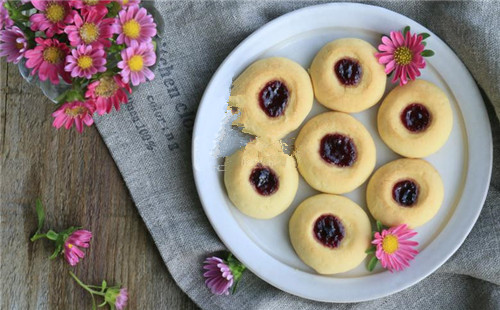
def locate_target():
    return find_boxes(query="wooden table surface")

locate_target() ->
[0,59,199,309]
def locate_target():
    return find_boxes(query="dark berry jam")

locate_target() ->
[249,164,279,196]
[401,103,431,133]
[320,134,357,167]
[313,214,345,248]
[334,58,362,86]
[392,179,419,207]
[258,80,289,117]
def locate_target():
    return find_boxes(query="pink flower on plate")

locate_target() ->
[52,100,95,133]
[372,224,419,272]
[63,229,92,266]
[117,40,155,86]
[375,30,426,86]
[119,0,140,7]
[65,9,114,48]
[203,257,234,295]
[30,0,75,38]
[0,0,14,30]
[113,5,157,46]
[85,75,131,115]
[25,37,70,84]
[65,44,106,79]
[0,26,28,64]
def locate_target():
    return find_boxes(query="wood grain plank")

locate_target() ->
[0,59,198,310]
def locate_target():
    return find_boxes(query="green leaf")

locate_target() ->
[35,199,45,234]
[419,32,431,40]
[421,41,427,47]
[367,256,379,272]
[376,220,384,232]
[101,280,107,293]
[365,246,376,254]
[403,26,410,36]
[46,230,58,241]
[106,1,121,18]
[226,253,246,294]
[49,243,62,260]
[421,50,435,57]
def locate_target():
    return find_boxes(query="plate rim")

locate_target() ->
[191,2,493,303]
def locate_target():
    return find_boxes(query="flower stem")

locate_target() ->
[69,271,105,297]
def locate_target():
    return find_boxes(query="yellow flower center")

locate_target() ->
[45,3,66,23]
[95,76,119,98]
[128,55,144,72]
[123,19,141,39]
[84,0,99,5]
[122,0,129,4]
[382,234,399,254]
[394,46,413,65]
[77,55,93,70]
[65,106,87,117]
[67,243,73,249]
[80,22,100,44]
[16,42,24,50]
[42,46,63,64]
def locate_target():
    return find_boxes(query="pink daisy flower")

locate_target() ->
[101,287,129,310]
[203,257,234,295]
[30,0,75,38]
[65,9,114,48]
[119,0,140,7]
[372,224,419,272]
[0,26,28,64]
[85,75,132,115]
[117,40,155,86]
[0,0,14,30]
[25,37,70,84]
[63,229,92,266]
[113,5,157,46]
[65,44,107,79]
[203,254,246,295]
[375,30,426,86]
[52,100,95,133]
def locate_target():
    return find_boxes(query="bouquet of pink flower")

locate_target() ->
[0,0,157,132]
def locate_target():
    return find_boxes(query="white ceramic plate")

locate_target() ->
[192,3,492,302]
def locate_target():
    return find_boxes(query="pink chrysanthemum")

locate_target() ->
[0,0,13,30]
[65,44,106,79]
[119,0,140,7]
[203,257,234,295]
[63,229,92,266]
[85,75,131,115]
[25,37,70,84]
[115,288,128,310]
[117,40,155,86]
[64,9,114,48]
[372,224,419,272]
[52,100,95,133]
[30,0,75,38]
[375,31,426,86]
[113,5,156,46]
[0,26,27,64]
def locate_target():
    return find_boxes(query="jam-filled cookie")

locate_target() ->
[377,80,453,158]
[309,38,386,113]
[289,194,372,274]
[228,57,314,139]
[294,112,376,194]
[366,158,444,228]
[224,139,299,219]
